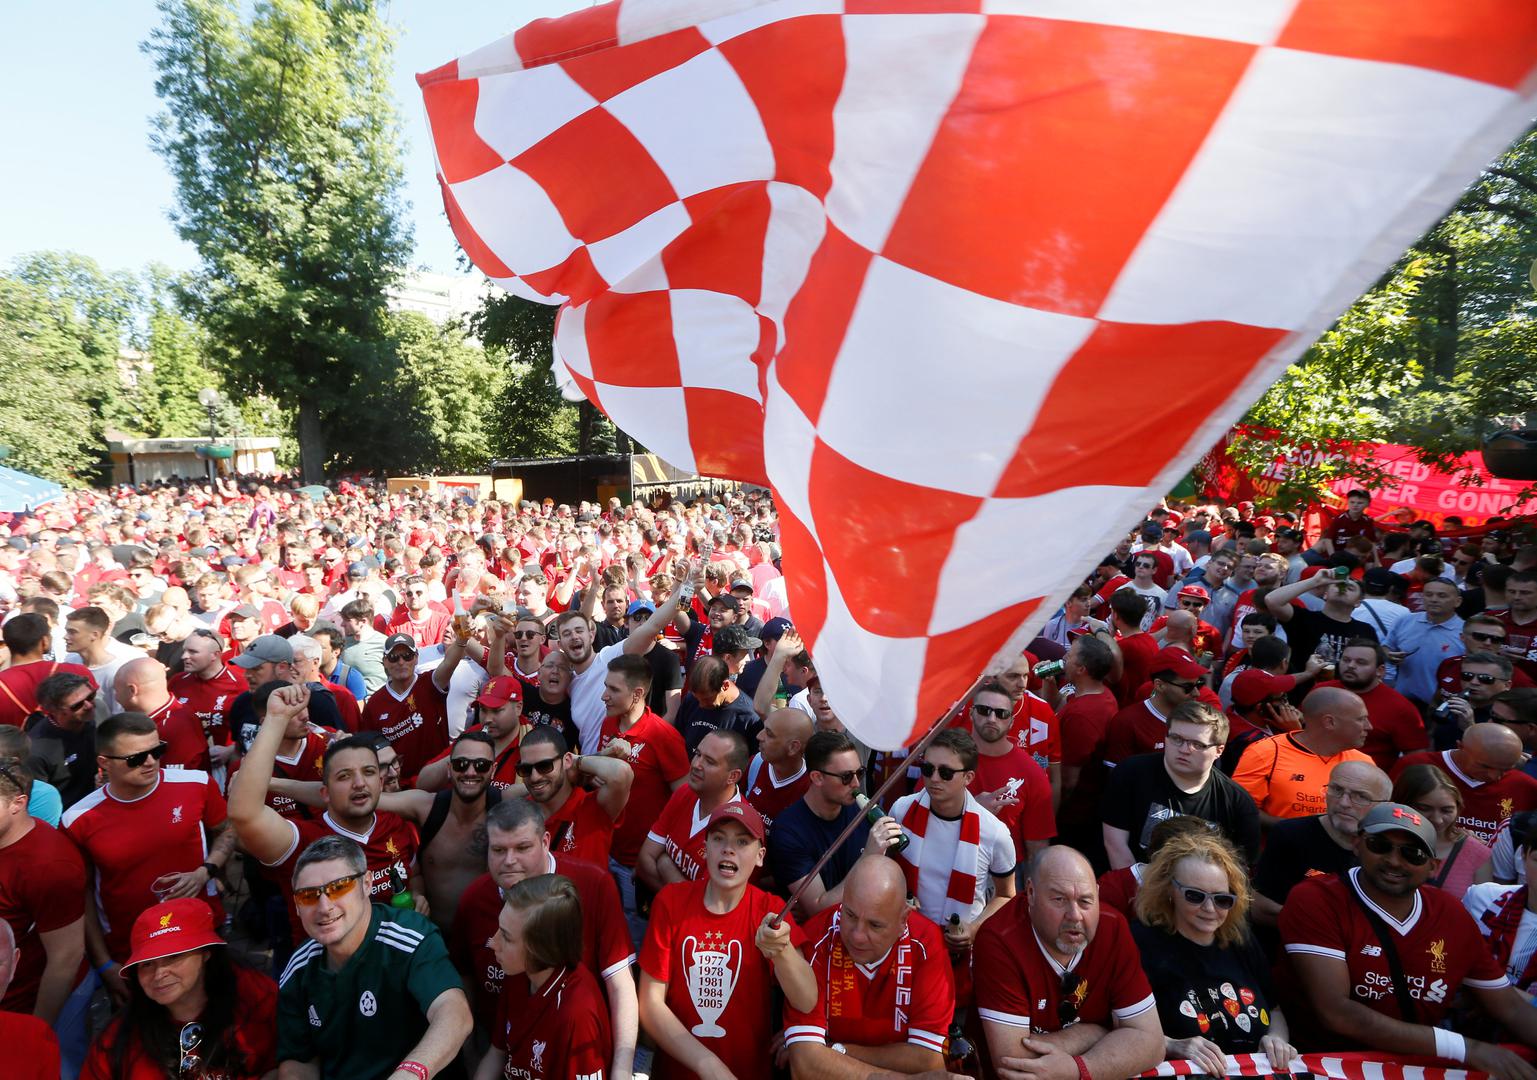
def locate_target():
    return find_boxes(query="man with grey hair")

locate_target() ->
[277,834,471,1080]
[289,632,360,730]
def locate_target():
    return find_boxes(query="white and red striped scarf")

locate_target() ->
[896,790,982,923]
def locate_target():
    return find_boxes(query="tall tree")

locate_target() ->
[144,0,411,479]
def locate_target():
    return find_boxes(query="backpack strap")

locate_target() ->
[745,753,765,793]
[419,789,455,852]
[1343,872,1419,1024]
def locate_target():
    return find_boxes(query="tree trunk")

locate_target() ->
[297,399,327,482]
[1433,248,1459,382]
[578,399,596,455]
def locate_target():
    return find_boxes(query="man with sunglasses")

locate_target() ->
[1427,650,1515,750]
[62,711,232,1004]
[1104,648,1208,767]
[1392,722,1537,844]
[1281,803,1537,1076]
[973,846,1164,1080]
[1385,579,1469,708]
[358,627,471,784]
[768,731,901,917]
[384,573,452,650]
[26,672,99,809]
[1104,702,1260,868]
[1430,616,1532,707]
[277,835,473,1080]
[967,682,1055,867]
[0,613,93,728]
[499,724,634,867]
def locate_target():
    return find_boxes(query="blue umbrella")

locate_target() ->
[0,465,64,513]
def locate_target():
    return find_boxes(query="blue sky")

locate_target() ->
[0,0,590,278]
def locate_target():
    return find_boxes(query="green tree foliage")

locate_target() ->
[144,0,411,479]
[0,276,112,484]
[135,266,221,438]
[1226,126,1537,507]
[328,312,506,475]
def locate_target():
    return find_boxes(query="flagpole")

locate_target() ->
[771,674,986,928]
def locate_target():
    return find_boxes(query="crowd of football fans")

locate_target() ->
[4,477,1537,1080]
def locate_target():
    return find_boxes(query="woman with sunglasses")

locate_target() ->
[81,899,276,1080]
[1393,763,1491,899]
[1131,831,1296,1075]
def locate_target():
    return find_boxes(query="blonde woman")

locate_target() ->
[1132,831,1297,1074]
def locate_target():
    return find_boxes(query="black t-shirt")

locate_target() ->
[1283,608,1378,672]
[1130,920,1277,1054]
[767,800,870,897]
[641,643,682,718]
[522,693,580,754]
[24,714,97,809]
[593,621,627,650]
[1252,814,1358,903]
[735,657,769,700]
[674,692,762,757]
[1101,753,1261,863]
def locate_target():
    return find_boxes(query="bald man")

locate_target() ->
[745,707,813,831]
[113,658,210,771]
[1231,686,1374,826]
[1393,722,1537,844]
[783,855,958,1076]
[974,847,1164,1080]
[1252,760,1393,925]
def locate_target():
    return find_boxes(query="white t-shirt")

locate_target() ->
[569,640,626,754]
[1464,881,1537,987]
[891,791,1015,923]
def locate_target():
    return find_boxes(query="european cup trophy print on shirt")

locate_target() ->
[683,931,742,1038]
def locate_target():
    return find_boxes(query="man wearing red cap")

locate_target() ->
[81,898,276,1079]
[1103,649,1208,766]
[416,674,527,791]
[1148,585,1222,659]
[640,800,814,1080]
[1223,666,1303,774]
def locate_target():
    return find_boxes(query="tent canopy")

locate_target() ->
[0,465,64,513]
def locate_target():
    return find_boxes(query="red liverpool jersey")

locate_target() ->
[168,665,248,747]
[599,710,689,868]
[545,785,618,867]
[492,963,611,1080]
[1392,749,1537,844]
[0,821,86,1013]
[647,788,742,882]
[360,674,451,782]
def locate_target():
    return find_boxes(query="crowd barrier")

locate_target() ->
[1139,1049,1533,1080]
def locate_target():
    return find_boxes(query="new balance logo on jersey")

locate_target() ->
[308,1005,321,1027]
[1360,945,1382,957]
[359,990,378,1016]
[1290,774,1307,782]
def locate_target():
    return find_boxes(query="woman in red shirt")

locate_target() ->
[82,899,276,1080]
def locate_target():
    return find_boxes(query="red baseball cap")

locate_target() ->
[121,899,224,971]
[705,800,766,843]
[1177,584,1210,601]
[475,676,523,708]
[1151,647,1206,681]
[1231,669,1298,708]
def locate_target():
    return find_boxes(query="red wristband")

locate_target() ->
[1073,1055,1093,1080]
[396,1062,430,1080]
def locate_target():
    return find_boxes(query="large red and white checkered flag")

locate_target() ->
[421,1,1537,749]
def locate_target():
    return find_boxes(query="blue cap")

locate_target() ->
[760,616,793,642]
[346,561,369,578]
[626,599,655,617]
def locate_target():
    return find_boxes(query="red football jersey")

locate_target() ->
[492,963,612,1080]
[969,748,1056,847]
[743,757,811,833]
[168,665,248,747]
[0,821,86,1013]
[323,679,362,732]
[148,698,210,773]
[647,788,742,882]
[1114,632,1160,707]
[268,728,330,819]
[784,906,953,1058]
[1493,609,1537,681]
[546,785,619,867]
[0,660,95,727]
[1056,688,1122,828]
[973,897,1155,1034]
[1006,692,1061,771]
[640,880,803,1080]
[1392,749,1537,843]
[263,810,419,942]
[1103,699,1171,766]
[599,710,689,868]
[1316,679,1426,769]
[1280,867,1506,1032]
[61,771,226,961]
[360,673,451,781]
[1322,512,1379,547]
[385,608,452,650]
[451,855,635,1030]
[1096,864,1142,919]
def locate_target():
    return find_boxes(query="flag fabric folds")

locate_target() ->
[420,0,1537,749]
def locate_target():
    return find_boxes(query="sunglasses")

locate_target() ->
[1469,631,1507,644]
[1167,681,1204,694]
[512,630,543,640]
[1363,833,1432,866]
[293,871,366,907]
[384,652,418,663]
[972,704,1011,720]
[67,693,97,712]
[1058,971,1084,1026]
[1463,671,1503,684]
[515,757,560,778]
[451,757,493,774]
[102,742,169,769]
[1173,878,1237,910]
[179,1021,203,1079]
[1179,599,1207,609]
[815,767,864,786]
[918,762,965,781]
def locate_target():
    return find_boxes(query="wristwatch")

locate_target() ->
[202,862,220,879]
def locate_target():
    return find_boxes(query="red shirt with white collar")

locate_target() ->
[168,665,248,748]
[646,786,741,882]
[491,963,611,1080]
[360,673,450,782]
[1391,749,1537,844]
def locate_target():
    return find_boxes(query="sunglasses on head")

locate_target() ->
[1363,833,1431,866]
[102,742,169,769]
[1173,877,1237,909]
[918,762,964,781]
[815,766,864,786]
[1469,631,1507,644]
[1463,670,1502,684]
[451,757,493,774]
[515,757,560,778]
[293,871,365,907]
[972,704,1011,720]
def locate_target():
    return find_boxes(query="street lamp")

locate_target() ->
[198,388,223,481]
